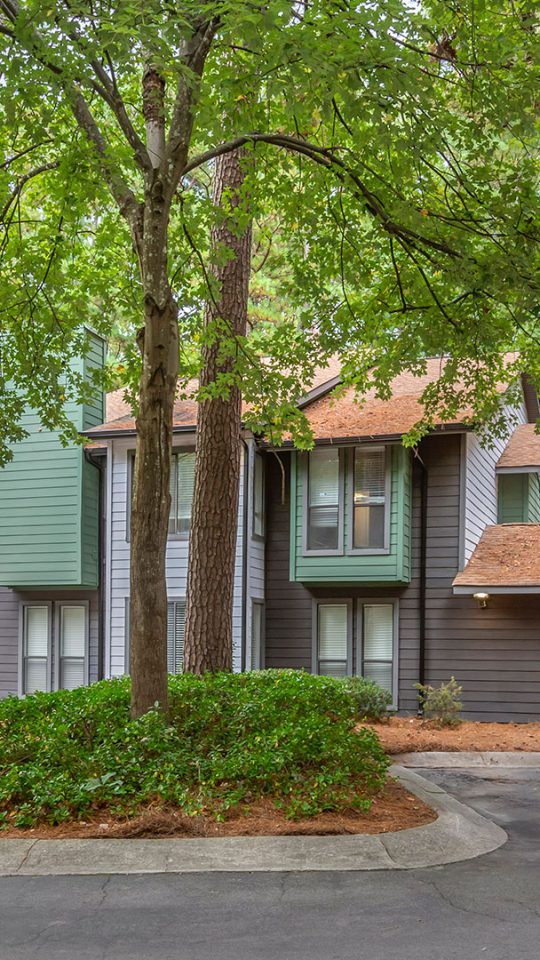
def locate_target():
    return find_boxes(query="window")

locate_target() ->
[251,601,264,670]
[21,602,88,695]
[353,447,387,550]
[307,448,341,551]
[22,605,50,694]
[361,603,394,695]
[167,601,185,674]
[169,451,196,535]
[57,605,87,690]
[253,452,265,538]
[315,602,351,678]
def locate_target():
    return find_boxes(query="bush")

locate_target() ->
[415,677,463,727]
[0,670,390,828]
[341,676,392,720]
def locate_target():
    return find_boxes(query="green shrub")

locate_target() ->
[341,676,392,720]
[0,670,390,828]
[415,676,463,727]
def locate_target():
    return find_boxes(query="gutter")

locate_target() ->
[240,437,250,673]
[416,452,428,709]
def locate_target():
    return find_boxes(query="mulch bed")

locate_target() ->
[362,717,540,754]
[1,780,436,839]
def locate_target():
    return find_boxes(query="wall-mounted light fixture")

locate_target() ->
[473,592,490,609]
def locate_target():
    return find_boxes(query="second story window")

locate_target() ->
[307,448,341,551]
[353,447,387,550]
[169,451,196,535]
[253,452,265,538]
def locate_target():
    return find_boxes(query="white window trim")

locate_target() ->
[347,445,392,556]
[54,600,90,692]
[252,450,266,541]
[250,599,265,670]
[18,601,53,697]
[127,445,195,543]
[167,597,186,675]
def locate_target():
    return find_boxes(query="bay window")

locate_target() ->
[353,447,387,550]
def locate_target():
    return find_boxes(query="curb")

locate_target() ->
[0,766,507,876]
[394,751,540,768]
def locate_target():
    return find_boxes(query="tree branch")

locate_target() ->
[1,161,58,222]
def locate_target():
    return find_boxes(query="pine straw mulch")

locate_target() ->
[1,780,436,840]
[361,717,540,755]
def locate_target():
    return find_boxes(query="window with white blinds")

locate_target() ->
[167,601,185,674]
[317,603,349,678]
[59,605,87,690]
[353,447,387,549]
[362,603,394,695]
[307,449,340,550]
[22,605,50,694]
[251,601,264,670]
[169,451,195,535]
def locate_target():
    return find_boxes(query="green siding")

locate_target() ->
[0,331,105,588]
[290,444,412,584]
[498,473,528,523]
[528,474,540,523]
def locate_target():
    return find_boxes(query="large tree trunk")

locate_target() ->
[184,149,252,673]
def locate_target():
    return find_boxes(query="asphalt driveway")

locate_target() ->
[1,766,539,960]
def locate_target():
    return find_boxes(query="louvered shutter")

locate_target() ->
[23,606,49,694]
[362,604,393,694]
[59,606,86,690]
[176,453,195,533]
[318,604,348,677]
[167,601,185,674]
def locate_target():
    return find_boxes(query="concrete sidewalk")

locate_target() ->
[0,765,507,876]
[395,751,540,768]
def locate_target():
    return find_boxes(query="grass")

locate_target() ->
[0,670,391,829]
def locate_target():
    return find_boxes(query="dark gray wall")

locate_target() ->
[265,435,540,721]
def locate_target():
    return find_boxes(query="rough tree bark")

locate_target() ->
[184,148,252,672]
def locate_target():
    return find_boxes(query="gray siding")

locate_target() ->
[245,440,266,669]
[105,435,245,676]
[0,588,100,696]
[463,401,527,564]
[264,435,540,721]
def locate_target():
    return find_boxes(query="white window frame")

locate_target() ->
[252,450,265,541]
[54,601,90,692]
[311,599,353,677]
[18,601,53,696]
[347,445,391,556]
[167,598,186,675]
[251,599,265,670]
[168,450,196,539]
[303,449,345,556]
[127,446,195,542]
[356,599,399,710]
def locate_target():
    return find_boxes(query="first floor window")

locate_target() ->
[314,599,396,701]
[307,448,341,551]
[167,601,185,674]
[361,603,394,695]
[251,601,264,670]
[316,602,350,678]
[22,605,50,694]
[21,602,88,695]
[58,605,87,690]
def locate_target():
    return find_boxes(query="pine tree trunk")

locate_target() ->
[184,149,252,673]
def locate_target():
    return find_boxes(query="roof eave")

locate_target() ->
[453,584,540,595]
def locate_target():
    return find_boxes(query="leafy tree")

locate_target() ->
[0,1,538,715]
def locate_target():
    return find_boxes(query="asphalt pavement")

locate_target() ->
[1,766,539,960]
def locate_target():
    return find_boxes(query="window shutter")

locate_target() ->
[354,448,385,503]
[167,601,185,674]
[176,453,195,531]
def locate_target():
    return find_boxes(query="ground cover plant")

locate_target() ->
[0,671,390,829]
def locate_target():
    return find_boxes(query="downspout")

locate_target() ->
[240,436,250,673]
[84,449,106,682]
[417,454,428,712]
